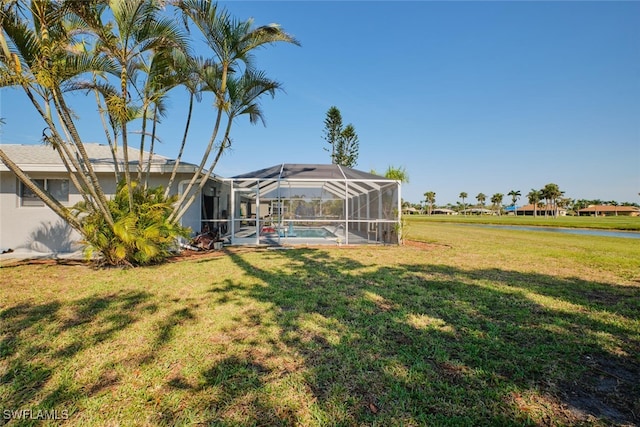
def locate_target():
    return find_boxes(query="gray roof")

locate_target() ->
[0,143,198,174]
[229,163,399,199]
[232,163,391,181]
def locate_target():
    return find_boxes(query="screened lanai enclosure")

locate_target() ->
[222,164,401,245]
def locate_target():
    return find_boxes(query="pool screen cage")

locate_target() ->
[224,164,401,245]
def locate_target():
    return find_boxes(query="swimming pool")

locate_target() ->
[288,227,336,238]
[256,226,337,238]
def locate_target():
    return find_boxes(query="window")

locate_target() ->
[20,179,69,206]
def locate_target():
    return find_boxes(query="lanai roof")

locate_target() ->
[232,163,386,181]
[229,163,399,199]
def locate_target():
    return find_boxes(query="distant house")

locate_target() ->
[0,144,228,253]
[402,207,422,215]
[578,205,640,217]
[504,205,519,215]
[516,204,567,216]
[432,208,457,215]
[461,208,495,215]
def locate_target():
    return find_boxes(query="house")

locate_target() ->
[432,208,457,215]
[460,208,495,215]
[578,205,640,217]
[504,205,519,215]
[1,148,402,252]
[0,144,229,253]
[516,204,567,216]
[402,207,422,215]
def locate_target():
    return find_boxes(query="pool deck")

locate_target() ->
[231,231,378,246]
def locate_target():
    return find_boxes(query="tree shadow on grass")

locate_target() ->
[0,291,154,418]
[209,248,639,426]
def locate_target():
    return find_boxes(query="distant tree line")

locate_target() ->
[408,182,639,216]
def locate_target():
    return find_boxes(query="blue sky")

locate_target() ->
[1,1,639,206]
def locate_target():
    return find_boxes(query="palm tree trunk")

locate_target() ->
[168,64,228,223]
[21,83,105,219]
[171,114,232,223]
[93,79,120,183]
[52,87,115,227]
[144,104,160,189]
[119,67,135,210]
[137,106,149,183]
[0,148,82,230]
[164,91,194,199]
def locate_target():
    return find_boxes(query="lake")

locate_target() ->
[458,224,640,239]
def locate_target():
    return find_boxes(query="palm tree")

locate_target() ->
[0,0,116,227]
[423,191,436,215]
[71,0,190,209]
[172,69,283,222]
[527,189,542,217]
[491,193,504,216]
[541,183,563,217]
[1,1,298,264]
[476,193,486,212]
[169,0,299,223]
[163,52,205,199]
[382,165,409,183]
[459,192,468,215]
[558,197,573,214]
[507,190,521,215]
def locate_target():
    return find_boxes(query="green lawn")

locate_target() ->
[1,223,639,426]
[407,213,640,231]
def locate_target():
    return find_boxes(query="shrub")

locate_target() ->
[74,182,190,266]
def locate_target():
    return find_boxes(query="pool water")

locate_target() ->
[257,226,336,238]
[289,228,335,238]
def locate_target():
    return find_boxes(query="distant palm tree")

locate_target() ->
[491,193,504,216]
[383,165,410,183]
[558,197,573,213]
[459,192,468,215]
[541,183,563,218]
[476,193,486,211]
[527,189,542,217]
[424,191,436,215]
[507,190,521,215]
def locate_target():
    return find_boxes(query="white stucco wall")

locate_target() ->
[0,171,84,252]
[0,171,208,253]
